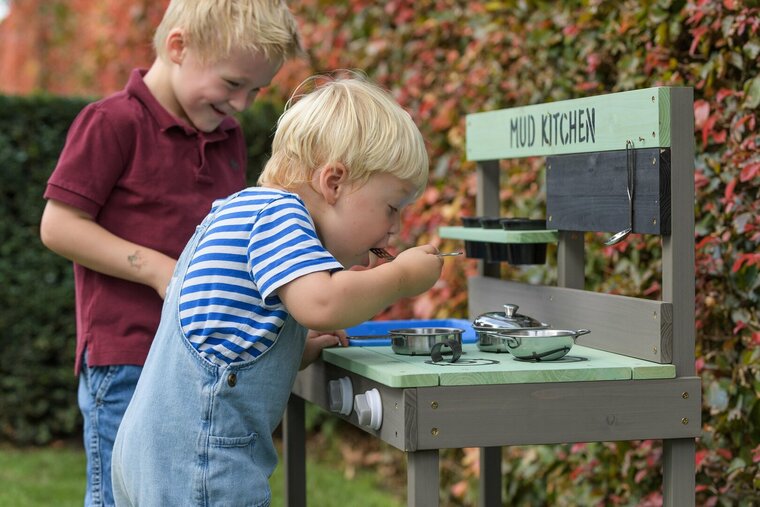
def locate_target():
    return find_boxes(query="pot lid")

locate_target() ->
[472,304,549,331]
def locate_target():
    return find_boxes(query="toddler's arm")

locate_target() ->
[40,199,176,298]
[277,245,443,331]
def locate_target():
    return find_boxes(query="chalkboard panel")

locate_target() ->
[546,148,671,235]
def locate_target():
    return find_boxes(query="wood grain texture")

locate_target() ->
[467,87,671,160]
[468,277,673,363]
[546,148,671,234]
[412,376,701,449]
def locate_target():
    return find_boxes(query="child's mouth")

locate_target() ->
[211,105,227,117]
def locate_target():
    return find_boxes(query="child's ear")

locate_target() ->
[165,28,187,64]
[315,163,348,205]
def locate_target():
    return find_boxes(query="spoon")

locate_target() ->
[605,140,635,246]
[370,248,463,261]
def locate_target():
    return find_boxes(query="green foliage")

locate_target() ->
[268,0,759,504]
[0,94,281,445]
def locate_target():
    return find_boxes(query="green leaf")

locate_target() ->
[743,75,760,109]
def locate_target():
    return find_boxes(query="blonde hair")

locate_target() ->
[154,0,301,64]
[259,73,429,196]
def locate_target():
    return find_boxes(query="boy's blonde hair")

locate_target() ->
[259,74,429,196]
[154,0,301,64]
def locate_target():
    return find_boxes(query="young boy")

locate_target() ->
[39,2,301,505]
[110,75,443,506]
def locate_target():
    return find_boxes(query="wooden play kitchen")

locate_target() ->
[282,87,699,506]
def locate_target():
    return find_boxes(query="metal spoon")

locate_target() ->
[370,248,463,261]
[605,140,636,246]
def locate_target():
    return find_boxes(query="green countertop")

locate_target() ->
[322,344,675,388]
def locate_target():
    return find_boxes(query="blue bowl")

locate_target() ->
[346,319,475,346]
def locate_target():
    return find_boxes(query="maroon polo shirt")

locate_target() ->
[44,69,248,374]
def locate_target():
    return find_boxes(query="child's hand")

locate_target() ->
[299,329,348,369]
[393,245,443,297]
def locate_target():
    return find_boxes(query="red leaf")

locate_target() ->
[740,162,760,182]
[731,253,760,272]
[723,177,737,203]
[694,100,710,128]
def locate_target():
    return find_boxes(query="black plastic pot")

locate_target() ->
[461,216,487,259]
[480,216,511,262]
[500,218,547,265]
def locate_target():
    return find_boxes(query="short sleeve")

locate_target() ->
[248,195,343,301]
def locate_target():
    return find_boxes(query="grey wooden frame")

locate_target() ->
[468,87,697,506]
[282,88,698,506]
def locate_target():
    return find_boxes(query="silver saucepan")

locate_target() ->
[489,328,591,361]
[349,327,463,362]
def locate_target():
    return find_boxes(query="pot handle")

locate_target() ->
[430,339,462,363]
[572,329,591,341]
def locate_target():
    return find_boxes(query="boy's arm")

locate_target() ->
[277,245,443,331]
[40,199,176,298]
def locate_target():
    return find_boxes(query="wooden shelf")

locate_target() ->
[439,226,558,244]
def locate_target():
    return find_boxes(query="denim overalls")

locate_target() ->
[112,206,307,507]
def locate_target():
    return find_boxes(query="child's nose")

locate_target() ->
[230,89,258,113]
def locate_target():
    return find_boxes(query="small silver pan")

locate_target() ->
[490,328,591,361]
[349,327,463,362]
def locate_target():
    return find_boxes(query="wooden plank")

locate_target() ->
[468,277,672,363]
[321,346,439,388]
[438,226,558,243]
[476,160,501,278]
[412,377,701,449]
[283,396,306,507]
[323,344,674,387]
[466,87,671,160]
[546,148,671,235]
[407,450,440,507]
[662,87,696,377]
[663,438,697,507]
[557,230,585,290]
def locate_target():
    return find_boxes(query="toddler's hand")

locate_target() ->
[393,245,443,297]
[300,329,348,369]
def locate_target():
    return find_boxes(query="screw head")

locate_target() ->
[431,427,439,436]
[431,401,439,409]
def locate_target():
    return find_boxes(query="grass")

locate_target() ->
[0,441,403,507]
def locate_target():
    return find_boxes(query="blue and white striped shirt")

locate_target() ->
[179,188,343,367]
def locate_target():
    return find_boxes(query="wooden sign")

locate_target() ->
[466,87,673,160]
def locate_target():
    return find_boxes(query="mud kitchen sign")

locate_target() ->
[465,87,672,160]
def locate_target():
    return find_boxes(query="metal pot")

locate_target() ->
[389,327,463,362]
[492,328,591,361]
[473,304,549,353]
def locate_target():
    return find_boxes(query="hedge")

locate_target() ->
[0,94,281,445]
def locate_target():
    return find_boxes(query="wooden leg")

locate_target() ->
[663,438,695,507]
[283,395,306,507]
[407,449,439,507]
[479,447,502,507]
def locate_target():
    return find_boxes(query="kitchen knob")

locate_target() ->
[327,377,353,416]
[353,388,382,430]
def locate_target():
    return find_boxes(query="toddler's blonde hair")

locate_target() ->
[154,0,301,64]
[259,73,429,196]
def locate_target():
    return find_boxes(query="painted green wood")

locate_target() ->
[466,87,672,160]
[321,346,440,388]
[438,226,558,244]
[322,344,675,388]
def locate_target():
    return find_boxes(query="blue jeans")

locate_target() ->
[78,353,142,507]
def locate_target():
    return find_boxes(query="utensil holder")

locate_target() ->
[500,218,547,265]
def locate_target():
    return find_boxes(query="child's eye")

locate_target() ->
[388,205,399,215]
[225,79,241,88]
